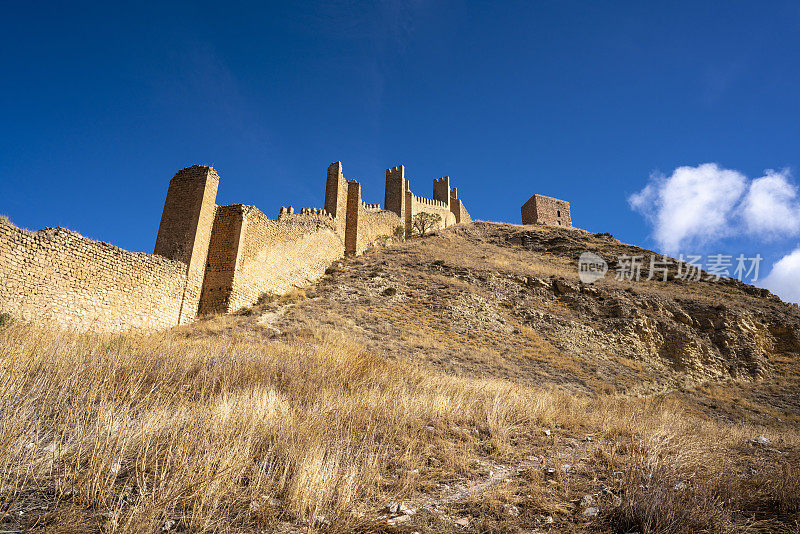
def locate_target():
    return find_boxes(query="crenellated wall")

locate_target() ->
[406,192,457,231]
[0,160,472,331]
[384,168,470,235]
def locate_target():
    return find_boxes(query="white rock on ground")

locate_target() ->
[583,506,600,517]
[504,504,520,516]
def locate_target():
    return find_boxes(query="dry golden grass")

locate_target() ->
[1,322,798,533]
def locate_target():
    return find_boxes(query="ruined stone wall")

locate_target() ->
[0,160,473,331]
[217,207,344,313]
[521,194,572,227]
[0,219,187,331]
[199,160,408,313]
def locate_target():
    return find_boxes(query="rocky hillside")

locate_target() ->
[4,221,799,533]
[213,221,800,424]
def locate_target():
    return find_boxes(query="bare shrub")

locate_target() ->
[412,212,442,236]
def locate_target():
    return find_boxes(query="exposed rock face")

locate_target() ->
[541,281,788,381]
[479,223,798,386]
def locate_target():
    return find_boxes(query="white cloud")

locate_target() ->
[628,163,746,254]
[761,248,800,304]
[630,163,800,304]
[741,169,800,239]
[630,163,800,253]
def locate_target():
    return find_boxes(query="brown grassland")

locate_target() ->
[1,222,799,532]
[1,323,798,533]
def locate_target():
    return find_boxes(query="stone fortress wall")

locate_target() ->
[200,205,343,314]
[0,160,472,331]
[0,220,188,331]
[325,162,403,256]
[521,194,572,227]
[383,166,471,236]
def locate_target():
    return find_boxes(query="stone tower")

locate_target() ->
[384,165,407,220]
[432,176,451,207]
[154,165,219,323]
[345,179,361,256]
[521,194,572,227]
[325,161,349,233]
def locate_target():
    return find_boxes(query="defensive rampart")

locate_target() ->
[0,160,472,330]
[200,206,343,314]
[0,219,187,330]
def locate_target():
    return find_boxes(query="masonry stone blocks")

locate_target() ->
[521,194,572,227]
[0,160,473,331]
[154,165,219,323]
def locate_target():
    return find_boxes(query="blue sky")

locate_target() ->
[2,1,799,302]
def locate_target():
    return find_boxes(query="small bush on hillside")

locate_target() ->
[255,292,277,306]
[0,313,13,327]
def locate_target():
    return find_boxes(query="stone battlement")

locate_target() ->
[0,160,472,331]
[278,206,333,219]
[409,194,448,209]
[385,166,471,235]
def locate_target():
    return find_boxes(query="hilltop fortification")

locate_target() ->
[521,194,572,227]
[0,161,471,331]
